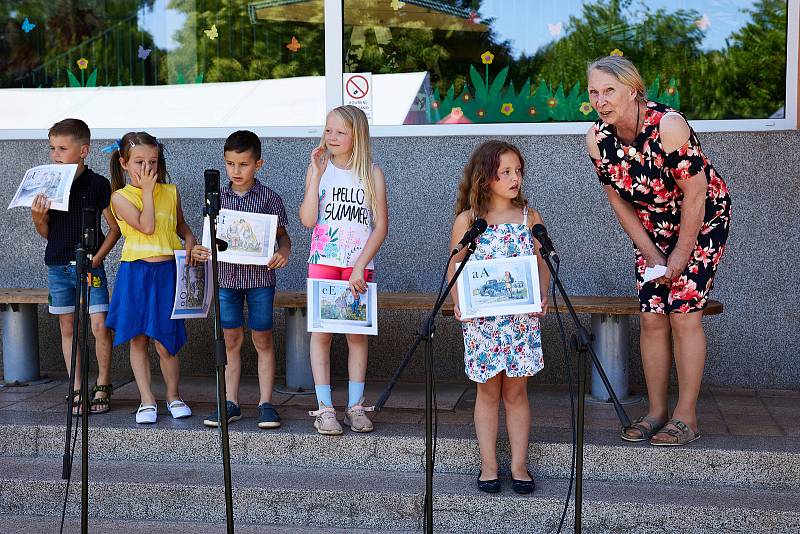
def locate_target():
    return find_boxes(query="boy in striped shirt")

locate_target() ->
[192,130,291,429]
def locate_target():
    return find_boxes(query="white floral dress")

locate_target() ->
[461,208,545,383]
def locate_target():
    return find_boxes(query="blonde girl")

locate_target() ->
[105,132,197,424]
[449,140,550,494]
[299,105,388,435]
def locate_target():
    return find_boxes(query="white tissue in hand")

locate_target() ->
[643,265,667,283]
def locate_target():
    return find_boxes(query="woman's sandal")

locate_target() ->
[90,384,113,415]
[67,389,82,415]
[649,418,701,446]
[621,415,667,442]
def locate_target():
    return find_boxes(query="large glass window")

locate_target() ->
[0,0,326,128]
[344,0,790,125]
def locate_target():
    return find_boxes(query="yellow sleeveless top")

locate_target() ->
[112,183,183,261]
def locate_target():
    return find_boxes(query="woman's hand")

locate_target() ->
[642,247,667,269]
[533,295,548,317]
[453,303,468,322]
[657,247,692,284]
[348,265,367,297]
[310,146,329,178]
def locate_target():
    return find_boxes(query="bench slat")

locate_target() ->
[0,288,722,316]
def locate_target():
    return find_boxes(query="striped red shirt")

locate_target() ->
[218,180,288,289]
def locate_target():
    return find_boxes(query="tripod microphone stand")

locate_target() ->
[533,233,631,534]
[61,205,98,534]
[204,169,235,534]
[375,242,477,534]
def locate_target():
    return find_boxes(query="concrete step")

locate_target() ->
[1,411,799,490]
[0,515,389,534]
[0,457,798,533]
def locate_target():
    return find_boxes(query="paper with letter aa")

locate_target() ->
[8,163,78,211]
[643,264,667,283]
[171,250,212,319]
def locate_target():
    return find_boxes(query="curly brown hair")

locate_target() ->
[454,140,527,218]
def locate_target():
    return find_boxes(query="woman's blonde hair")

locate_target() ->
[110,131,169,192]
[319,105,378,219]
[455,140,527,217]
[587,56,647,102]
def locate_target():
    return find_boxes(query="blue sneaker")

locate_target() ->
[203,400,241,428]
[257,402,281,429]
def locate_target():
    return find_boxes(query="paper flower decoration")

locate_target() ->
[610,48,624,57]
[438,107,473,124]
[481,51,494,65]
[476,109,486,118]
[547,97,558,108]
[462,93,471,102]
[580,102,593,115]
[500,103,514,116]
[76,58,89,70]
[528,106,538,117]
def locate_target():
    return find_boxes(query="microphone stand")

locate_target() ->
[205,180,235,534]
[375,242,476,534]
[536,247,631,534]
[61,207,97,534]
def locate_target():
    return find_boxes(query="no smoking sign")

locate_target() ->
[343,72,373,123]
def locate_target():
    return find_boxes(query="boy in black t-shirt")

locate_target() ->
[31,119,121,414]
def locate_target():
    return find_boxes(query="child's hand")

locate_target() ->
[139,161,157,193]
[348,265,367,297]
[91,255,103,269]
[191,245,211,264]
[31,193,50,221]
[267,248,289,269]
[184,234,198,265]
[310,146,329,178]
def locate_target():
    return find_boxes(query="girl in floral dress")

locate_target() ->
[449,140,550,494]
[299,105,388,435]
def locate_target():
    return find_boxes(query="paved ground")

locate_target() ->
[1,374,797,438]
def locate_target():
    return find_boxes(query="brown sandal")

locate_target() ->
[90,384,113,414]
[621,415,667,442]
[649,418,701,446]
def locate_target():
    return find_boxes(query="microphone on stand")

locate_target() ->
[532,223,560,264]
[452,218,488,254]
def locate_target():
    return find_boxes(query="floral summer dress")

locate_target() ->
[461,208,544,383]
[591,101,731,314]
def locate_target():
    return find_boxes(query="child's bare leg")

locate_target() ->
[222,327,244,405]
[90,312,113,387]
[502,376,532,480]
[130,335,154,405]
[310,332,333,386]
[252,330,276,405]
[154,341,181,403]
[344,334,368,383]
[475,374,503,479]
[59,313,81,391]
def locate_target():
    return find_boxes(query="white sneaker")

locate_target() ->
[167,399,192,419]
[135,404,157,424]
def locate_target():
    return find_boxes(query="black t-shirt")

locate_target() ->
[44,167,112,266]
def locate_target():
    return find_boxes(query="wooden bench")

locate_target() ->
[0,288,723,401]
[274,291,723,401]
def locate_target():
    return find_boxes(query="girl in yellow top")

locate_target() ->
[105,132,198,424]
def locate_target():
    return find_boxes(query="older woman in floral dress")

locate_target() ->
[585,56,731,446]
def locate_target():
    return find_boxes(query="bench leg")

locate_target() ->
[281,307,315,394]
[588,313,640,404]
[1,303,42,385]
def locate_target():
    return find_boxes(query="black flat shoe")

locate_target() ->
[511,471,535,495]
[477,472,501,493]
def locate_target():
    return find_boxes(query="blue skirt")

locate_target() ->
[106,260,187,355]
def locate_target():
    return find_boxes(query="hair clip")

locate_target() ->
[129,140,136,148]
[100,138,122,154]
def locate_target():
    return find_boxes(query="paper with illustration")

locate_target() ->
[202,209,278,266]
[8,163,78,211]
[171,250,212,319]
[306,278,378,335]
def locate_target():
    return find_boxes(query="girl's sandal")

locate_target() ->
[649,419,701,446]
[621,415,666,442]
[90,384,113,415]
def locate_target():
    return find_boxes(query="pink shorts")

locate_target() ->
[307,264,375,282]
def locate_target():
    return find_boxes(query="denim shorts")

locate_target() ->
[218,286,275,331]
[47,264,110,315]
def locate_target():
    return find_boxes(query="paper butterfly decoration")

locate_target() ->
[548,22,563,37]
[204,24,218,40]
[137,45,152,60]
[286,36,301,52]
[390,0,405,10]
[21,18,36,33]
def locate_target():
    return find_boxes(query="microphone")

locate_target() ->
[532,223,560,264]
[204,169,221,217]
[452,218,488,254]
[215,239,228,252]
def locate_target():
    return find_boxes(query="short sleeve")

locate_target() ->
[591,157,612,186]
[274,194,289,228]
[664,133,705,181]
[98,177,112,210]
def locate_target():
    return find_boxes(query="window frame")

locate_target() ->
[0,0,797,139]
